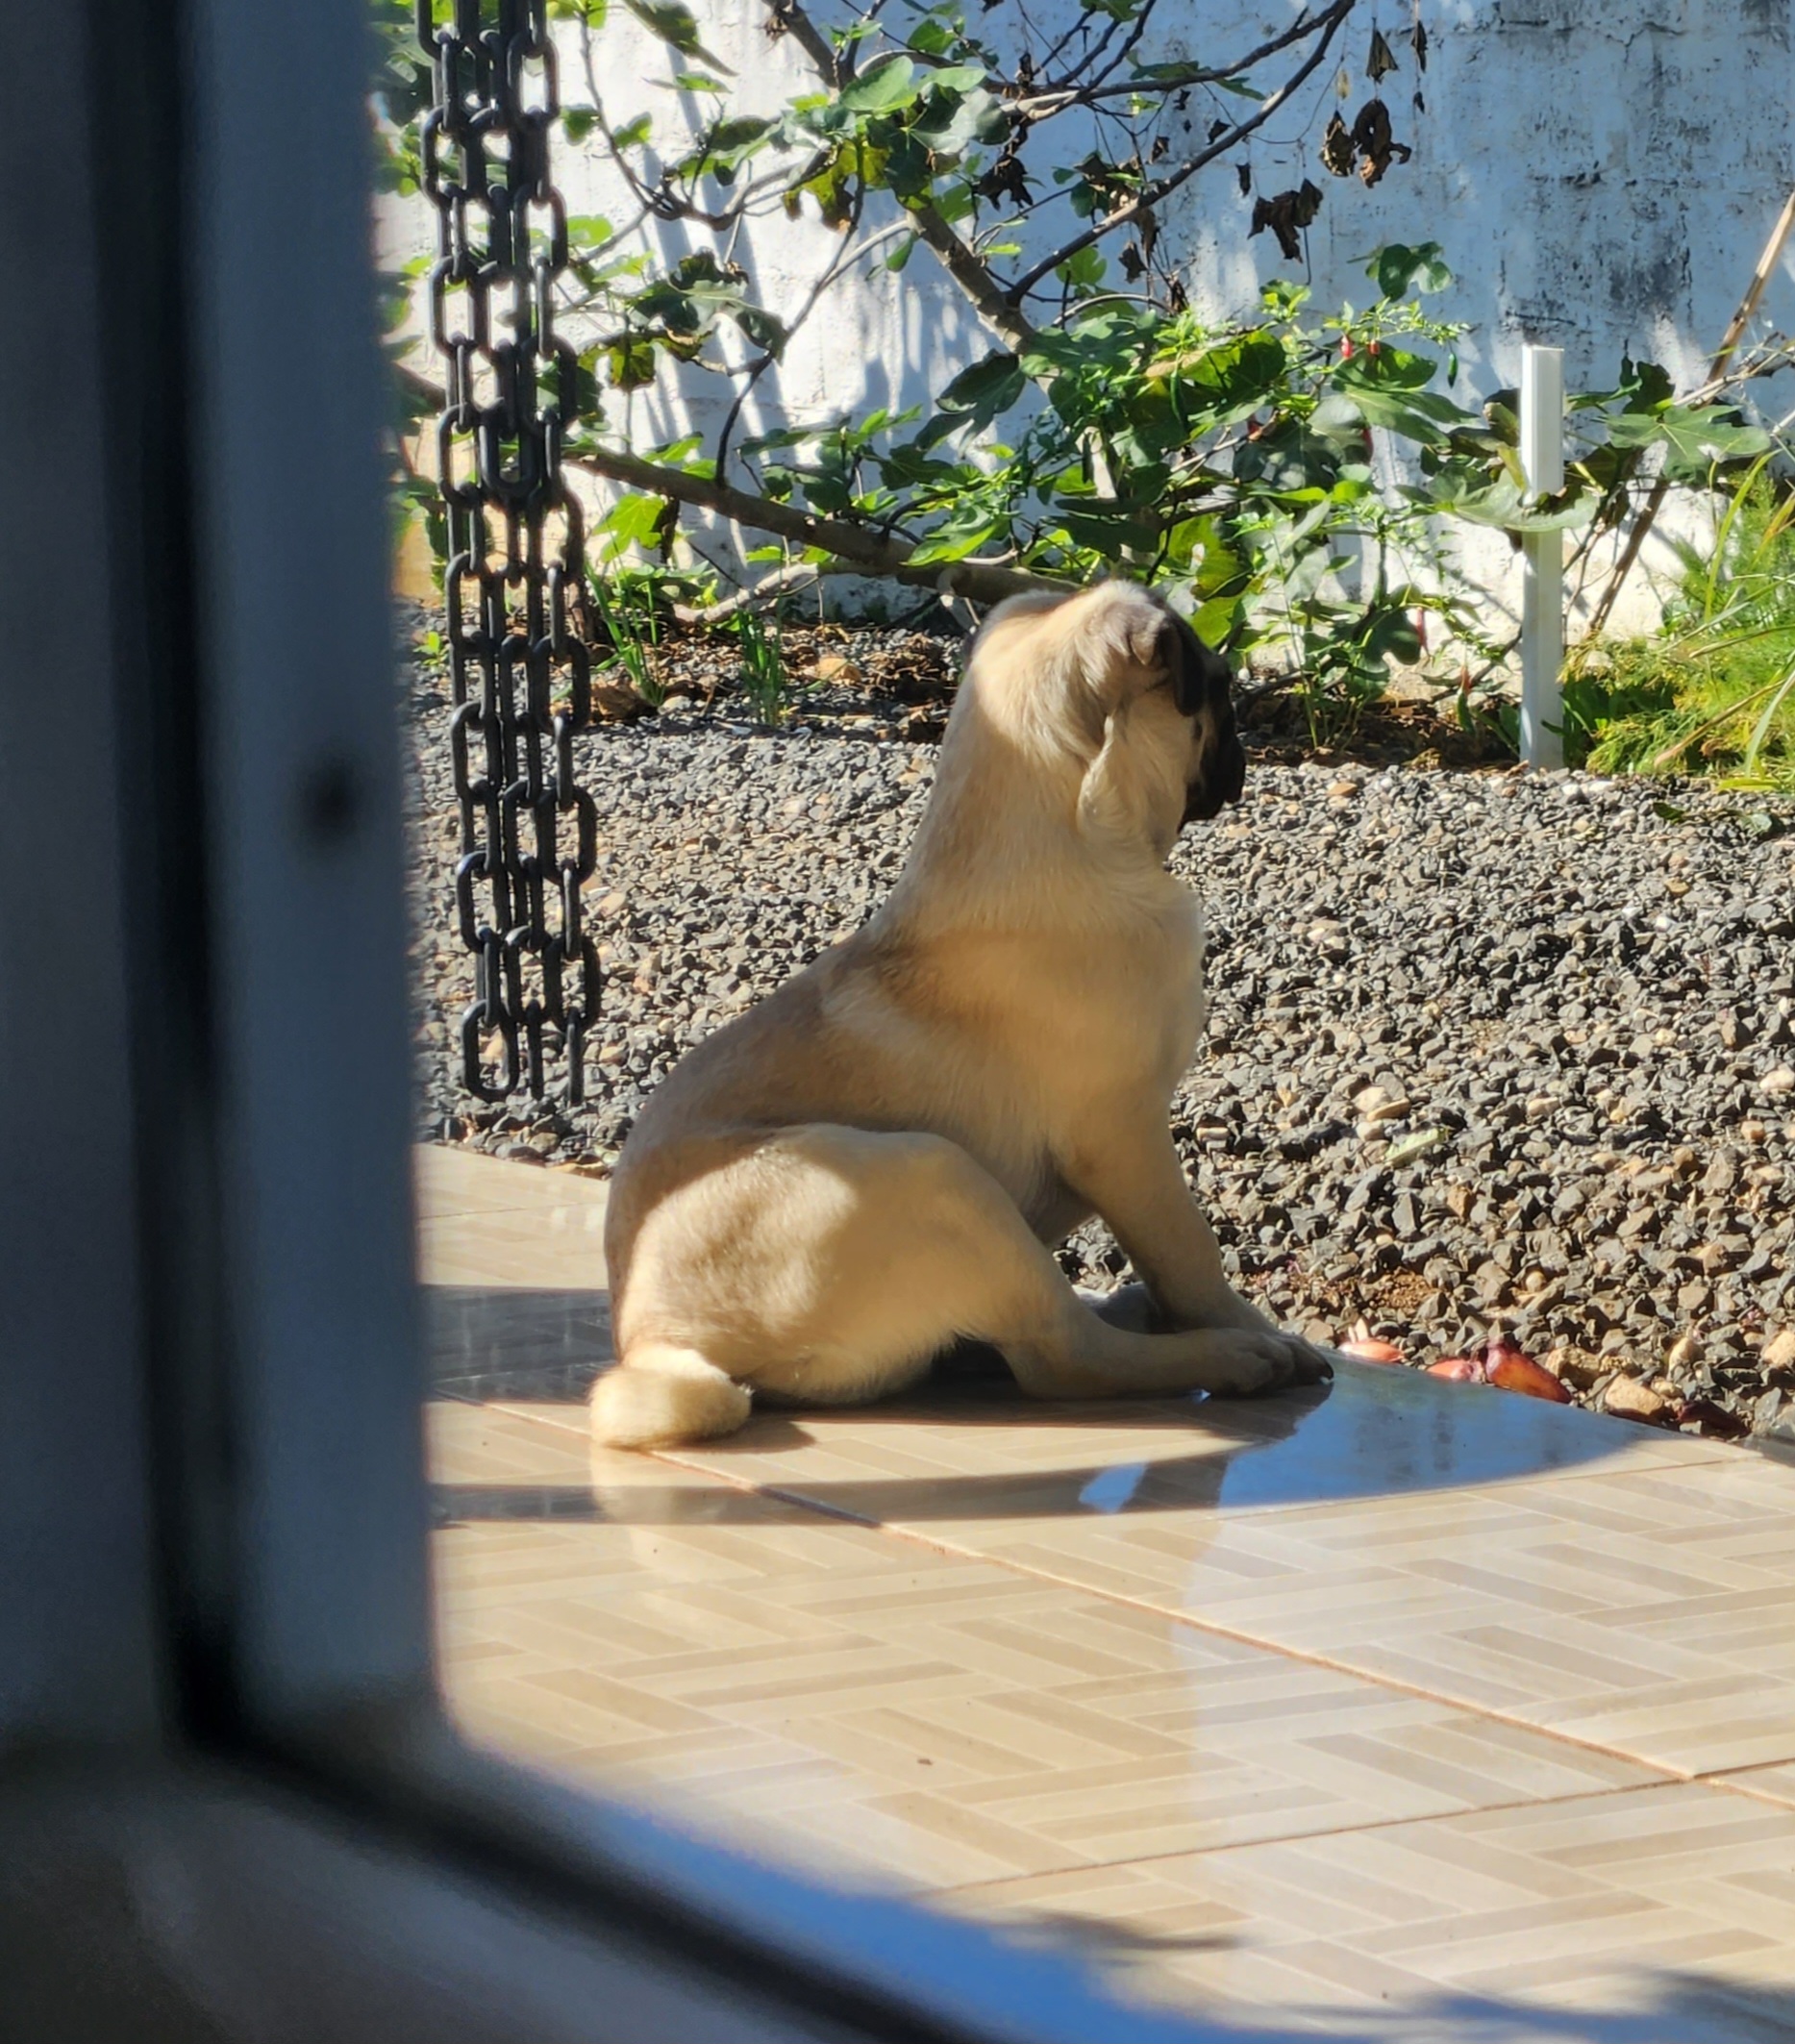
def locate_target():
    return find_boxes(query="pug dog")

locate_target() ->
[591,580,1331,1448]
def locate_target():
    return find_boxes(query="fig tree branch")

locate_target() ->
[1012,5,1353,119]
[672,551,1065,624]
[761,0,1041,351]
[393,361,1068,607]
[1007,0,1356,301]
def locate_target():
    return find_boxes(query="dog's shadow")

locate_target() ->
[427,1285,1634,1527]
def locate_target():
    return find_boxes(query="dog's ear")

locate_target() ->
[1165,613,1208,717]
[1122,608,1224,717]
[1136,605,1234,719]
[1083,586,1231,748]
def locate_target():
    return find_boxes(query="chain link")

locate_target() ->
[417,0,602,1103]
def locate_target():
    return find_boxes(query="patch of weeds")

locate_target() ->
[1452,678,1519,761]
[1558,649,1681,765]
[1567,464,1795,791]
[735,608,791,724]
[588,572,666,709]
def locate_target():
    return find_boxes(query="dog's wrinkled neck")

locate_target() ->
[887,688,1089,924]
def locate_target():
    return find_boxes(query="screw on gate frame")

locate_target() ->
[294,751,362,848]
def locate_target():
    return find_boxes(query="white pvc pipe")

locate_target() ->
[1519,342,1565,768]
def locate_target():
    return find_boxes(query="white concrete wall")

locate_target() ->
[1168,1,1794,387]
[382,0,1795,634]
[565,3,981,523]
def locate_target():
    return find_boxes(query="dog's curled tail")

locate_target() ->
[589,1345,752,1449]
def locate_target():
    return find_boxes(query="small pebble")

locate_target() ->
[1605,1375,1671,1424]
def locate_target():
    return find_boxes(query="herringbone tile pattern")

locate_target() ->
[670,1392,1795,1777]
[1719,1760,1795,1810]
[418,1148,1795,2040]
[954,1785,1795,2035]
[433,1402,1656,1886]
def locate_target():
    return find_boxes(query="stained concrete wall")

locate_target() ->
[382,0,1795,635]
[1172,1,1794,391]
[1159,0,1795,635]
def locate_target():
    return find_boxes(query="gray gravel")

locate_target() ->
[403,627,1795,1446]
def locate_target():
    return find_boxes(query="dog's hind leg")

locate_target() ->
[778,1130,1327,1400]
[601,1124,1324,1448]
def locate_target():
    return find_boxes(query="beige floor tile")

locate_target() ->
[417,1145,1795,2032]
[672,1359,1725,1509]
[1715,1760,1795,1810]
[430,1418,1658,1894]
[425,1289,611,1405]
[415,1142,610,1225]
[430,1400,605,1483]
[1067,1456,1795,1778]
[418,1203,611,1290]
[953,1783,1795,2040]
[420,1183,1793,1779]
[661,1379,1794,1777]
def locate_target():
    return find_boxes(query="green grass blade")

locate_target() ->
[1742,663,1795,779]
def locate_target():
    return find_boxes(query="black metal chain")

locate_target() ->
[417,0,601,1103]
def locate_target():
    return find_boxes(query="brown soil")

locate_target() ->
[1240,679,1514,770]
[616,619,1514,770]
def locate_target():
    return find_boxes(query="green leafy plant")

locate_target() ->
[586,570,667,707]
[375,0,1789,739]
[1563,464,1795,789]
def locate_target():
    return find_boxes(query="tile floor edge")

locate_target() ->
[924,1778,1700,1896]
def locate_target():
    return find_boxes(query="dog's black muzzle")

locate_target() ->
[1161,608,1247,826]
[1183,725,1246,824]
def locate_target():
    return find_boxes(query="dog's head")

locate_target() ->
[955,580,1247,859]
[1055,582,1247,848]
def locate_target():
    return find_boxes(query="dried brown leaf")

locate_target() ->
[1319,112,1356,177]
[1351,97,1412,186]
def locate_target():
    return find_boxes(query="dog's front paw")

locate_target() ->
[1274,1330,1335,1384]
[1179,1328,1324,1396]
[1228,1310,1334,1385]
[1164,1287,1284,1341]
[1176,1297,1334,1383]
